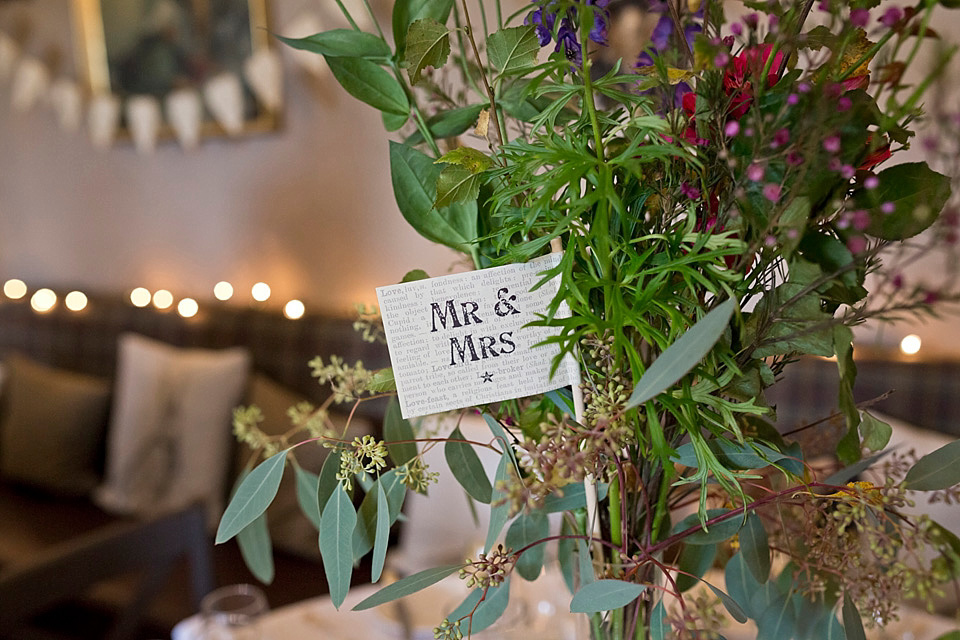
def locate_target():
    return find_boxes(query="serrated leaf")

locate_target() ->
[626,299,735,409]
[326,56,409,116]
[237,513,274,584]
[739,513,770,584]
[447,578,511,632]
[276,30,391,58]
[217,450,288,544]
[484,454,511,553]
[859,411,892,452]
[904,439,960,490]
[367,367,396,393]
[436,146,493,172]
[487,26,540,75]
[294,465,322,529]
[404,18,450,84]
[842,592,867,640]
[392,0,454,56]
[858,163,951,240]
[434,164,482,208]
[505,511,548,580]
[569,579,645,613]
[445,426,493,503]
[353,563,463,610]
[384,398,417,466]
[319,484,357,609]
[388,141,479,255]
[371,481,390,582]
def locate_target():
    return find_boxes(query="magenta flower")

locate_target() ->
[747,164,765,181]
[850,8,870,27]
[823,135,842,153]
[762,183,781,203]
[880,6,903,27]
[724,120,740,137]
[847,235,867,254]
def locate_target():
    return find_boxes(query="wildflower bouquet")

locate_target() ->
[218,0,960,638]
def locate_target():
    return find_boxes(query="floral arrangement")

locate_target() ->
[218,0,960,638]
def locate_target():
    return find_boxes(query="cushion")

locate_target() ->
[235,374,372,559]
[95,334,251,525]
[0,354,111,496]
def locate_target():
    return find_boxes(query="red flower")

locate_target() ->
[859,134,891,171]
[722,44,785,119]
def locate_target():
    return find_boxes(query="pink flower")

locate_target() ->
[823,135,841,153]
[850,8,870,27]
[747,164,765,181]
[881,201,895,214]
[863,175,879,189]
[771,128,790,149]
[847,235,867,254]
[725,121,740,137]
[880,6,903,27]
[763,183,781,203]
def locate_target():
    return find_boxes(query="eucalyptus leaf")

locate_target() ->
[217,450,288,544]
[505,511,548,581]
[904,439,960,491]
[842,592,867,640]
[672,509,744,545]
[319,484,357,609]
[558,519,576,592]
[487,26,540,75]
[739,512,770,583]
[237,513,274,584]
[626,299,736,409]
[676,543,717,592]
[569,579,646,613]
[353,563,464,610]
[705,581,749,624]
[542,482,609,513]
[371,481,390,582]
[755,589,795,639]
[404,19,450,84]
[484,454,511,553]
[445,426,493,503]
[650,599,669,640]
[823,449,889,486]
[482,413,519,468]
[294,465,322,530]
[326,57,409,116]
[725,552,763,620]
[859,411,892,452]
[318,449,342,514]
[447,578,511,633]
[388,141,478,254]
[353,469,407,560]
[577,538,595,586]
[276,30,391,59]
[385,398,417,466]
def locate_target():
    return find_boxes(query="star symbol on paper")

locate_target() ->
[481,371,494,383]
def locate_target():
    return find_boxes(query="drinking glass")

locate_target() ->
[200,583,268,640]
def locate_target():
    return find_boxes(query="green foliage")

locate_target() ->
[569,580,646,613]
[487,26,540,76]
[237,513,274,584]
[904,439,960,490]
[859,163,952,240]
[353,564,464,611]
[319,484,357,609]
[444,425,493,503]
[325,57,409,116]
[216,450,287,544]
[404,19,450,84]
[275,30,391,59]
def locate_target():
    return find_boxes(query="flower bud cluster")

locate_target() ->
[433,618,463,639]
[459,544,515,589]
[336,435,388,490]
[309,355,374,404]
[397,456,439,494]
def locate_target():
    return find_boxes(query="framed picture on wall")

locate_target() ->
[71,0,279,143]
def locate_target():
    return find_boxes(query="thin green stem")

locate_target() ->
[359,0,385,39]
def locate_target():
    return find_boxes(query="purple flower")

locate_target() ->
[850,8,870,27]
[724,120,740,137]
[730,22,743,36]
[823,135,842,153]
[880,6,903,27]
[556,19,582,65]
[787,93,799,105]
[526,7,555,46]
[786,151,804,166]
[680,182,701,199]
[771,128,790,148]
[881,201,895,214]
[587,0,610,46]
[864,175,879,189]
[847,235,867,254]
[851,209,871,231]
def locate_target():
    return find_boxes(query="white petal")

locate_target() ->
[87,93,121,149]
[165,88,203,150]
[126,95,162,154]
[243,48,283,112]
[202,72,244,136]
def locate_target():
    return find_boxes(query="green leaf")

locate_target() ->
[434,164,482,208]
[904,439,960,490]
[487,26,540,75]
[294,465,322,529]
[842,592,867,640]
[542,482,609,513]
[237,513,274,584]
[835,325,862,465]
[934,632,960,640]
[326,57,409,116]
[676,543,717,592]
[404,18,450,84]
[823,450,890,486]
[756,589,795,639]
[388,141,479,254]
[275,30,391,58]
[859,411,892,452]
[859,163,952,240]
[739,513,770,584]
[505,511,548,581]
[392,0,454,55]
[382,110,408,132]
[319,484,357,609]
[318,449,342,514]
[436,146,493,172]
[484,454,511,553]
[672,509,744,545]
[445,426,493,503]
[725,552,763,620]
[353,469,407,560]
[405,105,485,145]
[447,578,512,632]
[384,398,418,466]
[705,581,748,624]
[402,269,430,282]
[353,563,464,610]
[569,579,646,613]
[367,367,397,393]
[673,439,781,471]
[217,450,288,544]
[626,299,736,409]
[482,413,518,467]
[650,600,669,640]
[558,519,576,592]
[371,481,390,582]
[577,538,595,586]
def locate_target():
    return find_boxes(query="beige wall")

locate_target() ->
[0,0,460,316]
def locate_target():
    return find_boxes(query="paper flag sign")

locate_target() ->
[376,253,579,418]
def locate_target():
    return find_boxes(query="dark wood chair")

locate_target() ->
[0,503,214,640]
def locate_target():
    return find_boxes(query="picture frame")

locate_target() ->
[71,0,279,140]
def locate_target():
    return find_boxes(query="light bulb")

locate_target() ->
[900,334,921,356]
[214,281,234,301]
[3,278,27,299]
[30,288,57,313]
[153,289,174,310]
[130,287,151,307]
[178,297,199,318]
[65,291,88,311]
[251,282,271,302]
[284,299,305,319]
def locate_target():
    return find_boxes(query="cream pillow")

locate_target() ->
[95,334,251,525]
